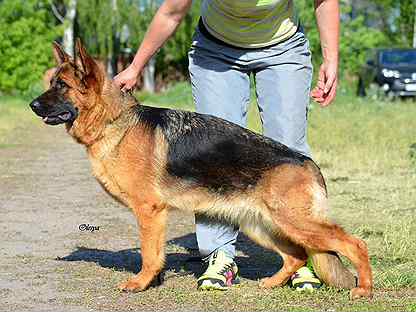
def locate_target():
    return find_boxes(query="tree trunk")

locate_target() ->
[63,0,77,57]
[143,56,156,93]
[413,4,416,48]
[107,0,120,77]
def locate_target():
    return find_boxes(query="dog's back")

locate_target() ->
[135,105,313,192]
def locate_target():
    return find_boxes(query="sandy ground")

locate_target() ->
[0,123,281,312]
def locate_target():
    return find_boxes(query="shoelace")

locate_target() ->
[205,260,234,277]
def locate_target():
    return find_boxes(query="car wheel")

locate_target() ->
[357,78,366,97]
[386,91,397,102]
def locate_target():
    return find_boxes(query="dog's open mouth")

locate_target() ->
[42,112,73,125]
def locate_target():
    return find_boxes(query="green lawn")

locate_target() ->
[0,95,37,147]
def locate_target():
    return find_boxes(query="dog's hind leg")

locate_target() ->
[118,202,167,292]
[264,201,373,299]
[240,220,307,288]
[261,165,372,298]
[258,239,307,289]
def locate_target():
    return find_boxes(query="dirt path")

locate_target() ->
[0,123,280,311]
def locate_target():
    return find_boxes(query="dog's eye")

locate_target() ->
[56,80,68,89]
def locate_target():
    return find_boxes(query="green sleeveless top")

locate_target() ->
[201,0,298,48]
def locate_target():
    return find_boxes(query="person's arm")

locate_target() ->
[114,0,192,91]
[310,0,340,107]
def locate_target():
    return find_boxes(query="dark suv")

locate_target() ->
[357,49,416,97]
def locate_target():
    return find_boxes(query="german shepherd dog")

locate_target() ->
[30,40,373,299]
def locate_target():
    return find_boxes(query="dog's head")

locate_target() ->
[30,39,107,132]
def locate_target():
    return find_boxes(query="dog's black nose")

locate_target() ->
[30,100,41,110]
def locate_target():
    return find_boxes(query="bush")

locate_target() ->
[296,1,387,79]
[121,1,200,82]
[0,0,62,95]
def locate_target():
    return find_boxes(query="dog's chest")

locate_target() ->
[88,151,128,205]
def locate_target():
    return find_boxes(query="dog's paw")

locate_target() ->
[350,287,372,300]
[118,277,149,292]
[259,277,272,288]
[259,277,283,289]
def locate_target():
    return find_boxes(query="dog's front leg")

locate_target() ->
[118,202,167,292]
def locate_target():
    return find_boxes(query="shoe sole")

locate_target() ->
[293,282,321,292]
[197,279,241,291]
[198,280,228,291]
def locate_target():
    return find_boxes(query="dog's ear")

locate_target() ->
[53,41,70,65]
[75,38,103,90]
[75,38,97,76]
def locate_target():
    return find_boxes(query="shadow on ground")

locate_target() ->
[57,233,283,281]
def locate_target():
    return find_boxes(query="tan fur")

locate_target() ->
[38,41,373,299]
[43,67,56,90]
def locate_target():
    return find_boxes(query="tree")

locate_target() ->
[296,0,387,77]
[116,0,158,91]
[77,0,125,77]
[0,0,62,94]
[413,4,416,48]
[359,0,415,48]
[50,0,77,57]
[397,0,416,47]
[116,0,157,91]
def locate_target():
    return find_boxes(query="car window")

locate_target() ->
[381,50,416,65]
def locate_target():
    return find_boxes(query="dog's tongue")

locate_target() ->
[58,112,71,121]
[42,113,71,124]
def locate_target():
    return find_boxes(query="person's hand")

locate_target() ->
[113,64,141,92]
[311,60,338,107]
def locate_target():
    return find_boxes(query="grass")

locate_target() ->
[2,83,416,311]
[0,95,36,147]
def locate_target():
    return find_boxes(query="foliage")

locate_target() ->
[296,1,387,77]
[77,0,122,60]
[370,0,415,47]
[339,14,387,76]
[0,0,62,95]
[157,1,200,75]
[0,0,415,93]
[396,0,416,46]
[120,0,200,78]
[76,0,199,78]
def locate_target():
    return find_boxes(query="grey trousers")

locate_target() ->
[188,26,313,259]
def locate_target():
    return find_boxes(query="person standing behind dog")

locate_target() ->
[114,0,339,291]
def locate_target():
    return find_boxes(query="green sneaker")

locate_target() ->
[197,250,240,291]
[291,266,322,291]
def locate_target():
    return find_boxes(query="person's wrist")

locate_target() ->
[130,61,143,76]
[322,57,338,74]
[321,46,338,62]
[323,55,338,65]
[322,55,338,64]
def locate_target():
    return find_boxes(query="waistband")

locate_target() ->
[197,17,299,51]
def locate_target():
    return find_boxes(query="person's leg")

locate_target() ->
[252,30,313,157]
[251,30,321,290]
[188,29,251,260]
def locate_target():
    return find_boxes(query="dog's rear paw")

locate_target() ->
[350,287,372,300]
[259,277,284,289]
[118,277,149,292]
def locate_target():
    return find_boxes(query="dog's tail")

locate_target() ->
[308,250,356,289]
[304,161,357,289]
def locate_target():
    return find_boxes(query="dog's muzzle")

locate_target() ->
[29,100,78,125]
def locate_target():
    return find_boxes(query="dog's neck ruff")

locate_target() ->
[83,101,139,159]
[87,121,128,160]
